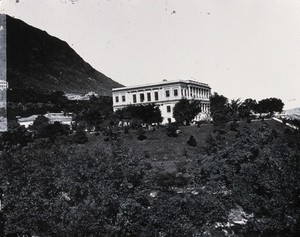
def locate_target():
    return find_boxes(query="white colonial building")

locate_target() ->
[112,79,211,124]
[0,80,8,90]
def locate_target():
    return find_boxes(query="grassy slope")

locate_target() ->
[86,119,288,173]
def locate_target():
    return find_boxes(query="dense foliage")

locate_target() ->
[1,89,298,236]
[256,98,284,115]
[71,96,114,131]
[115,104,163,125]
[1,120,299,236]
[173,99,201,125]
[210,94,285,126]
[210,93,231,128]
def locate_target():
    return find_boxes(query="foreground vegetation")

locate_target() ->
[1,91,299,236]
[1,119,299,236]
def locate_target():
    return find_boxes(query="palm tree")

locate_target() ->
[229,98,242,121]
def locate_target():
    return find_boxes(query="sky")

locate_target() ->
[1,0,300,109]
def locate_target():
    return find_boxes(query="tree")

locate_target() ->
[30,115,50,134]
[210,93,230,127]
[238,98,257,120]
[256,98,284,115]
[72,96,114,130]
[228,98,242,121]
[115,104,162,125]
[73,126,88,144]
[0,134,148,236]
[42,122,70,142]
[0,121,33,149]
[173,99,201,125]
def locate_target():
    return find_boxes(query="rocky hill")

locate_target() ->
[6,15,123,96]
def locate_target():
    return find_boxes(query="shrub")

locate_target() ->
[124,126,129,134]
[187,135,197,147]
[137,127,147,141]
[166,123,178,137]
[73,128,88,144]
[144,151,150,158]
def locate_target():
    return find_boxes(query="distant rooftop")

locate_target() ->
[112,79,210,92]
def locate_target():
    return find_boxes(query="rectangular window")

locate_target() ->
[166,90,170,97]
[140,93,145,102]
[115,96,119,103]
[147,92,151,101]
[133,94,137,103]
[122,95,125,102]
[154,91,159,101]
[174,89,178,96]
[167,105,171,113]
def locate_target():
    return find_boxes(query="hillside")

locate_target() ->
[6,15,123,96]
[1,119,300,236]
[284,107,300,120]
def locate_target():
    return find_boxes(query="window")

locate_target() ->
[115,96,119,103]
[140,93,145,102]
[147,92,151,101]
[133,94,137,103]
[174,89,178,96]
[154,91,159,101]
[166,90,170,97]
[122,95,125,102]
[167,105,171,113]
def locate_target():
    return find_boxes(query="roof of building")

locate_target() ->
[112,79,210,92]
[18,113,72,123]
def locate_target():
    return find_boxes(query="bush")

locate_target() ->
[73,128,88,144]
[137,127,147,141]
[0,123,33,149]
[166,123,178,137]
[187,135,197,147]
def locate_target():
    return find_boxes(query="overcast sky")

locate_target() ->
[1,0,300,109]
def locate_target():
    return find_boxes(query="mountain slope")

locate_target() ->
[283,107,300,120]
[6,15,123,96]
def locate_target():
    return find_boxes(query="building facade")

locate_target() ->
[112,80,211,124]
[0,14,7,131]
[0,80,8,90]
